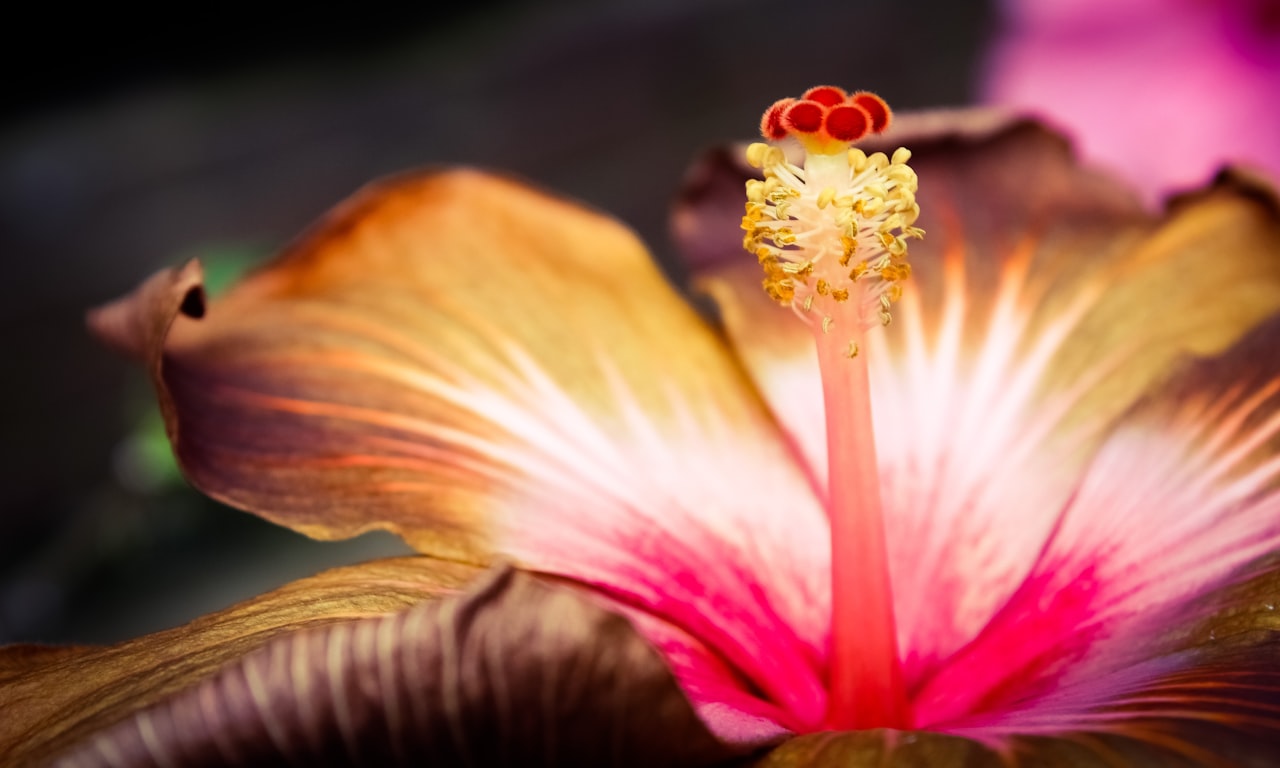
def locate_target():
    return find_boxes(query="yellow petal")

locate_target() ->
[92,170,833,727]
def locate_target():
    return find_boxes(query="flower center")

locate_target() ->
[741,86,923,731]
[743,90,921,345]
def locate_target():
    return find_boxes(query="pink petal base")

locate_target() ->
[508,360,1280,747]
[489,276,1280,746]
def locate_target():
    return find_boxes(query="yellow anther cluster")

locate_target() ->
[742,141,923,336]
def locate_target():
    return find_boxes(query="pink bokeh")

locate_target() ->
[984,0,1280,205]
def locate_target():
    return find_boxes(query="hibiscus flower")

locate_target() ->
[3,92,1280,766]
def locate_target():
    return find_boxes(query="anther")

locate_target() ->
[849,148,869,173]
[742,86,918,333]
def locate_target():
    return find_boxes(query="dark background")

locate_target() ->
[0,0,994,644]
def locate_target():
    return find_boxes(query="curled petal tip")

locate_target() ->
[86,259,206,364]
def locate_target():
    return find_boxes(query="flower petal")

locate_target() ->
[93,170,833,736]
[748,730,1003,766]
[909,312,1280,738]
[677,112,1280,685]
[32,566,733,768]
[0,556,480,766]
[752,725,1280,766]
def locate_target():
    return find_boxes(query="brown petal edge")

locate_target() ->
[33,566,734,768]
[0,556,479,766]
[88,259,206,444]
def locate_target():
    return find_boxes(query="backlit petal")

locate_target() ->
[93,170,832,737]
[677,112,1280,686]
[912,314,1280,738]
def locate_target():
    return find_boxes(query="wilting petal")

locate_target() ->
[676,112,1280,690]
[93,170,833,737]
[0,556,480,766]
[34,567,733,768]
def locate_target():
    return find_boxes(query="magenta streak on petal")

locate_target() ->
[597,591,797,746]
[469,342,832,736]
[515,528,828,734]
[911,559,1105,726]
[181,319,834,741]
[871,255,1121,686]
[910,377,1280,733]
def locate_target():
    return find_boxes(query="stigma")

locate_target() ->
[741,87,922,352]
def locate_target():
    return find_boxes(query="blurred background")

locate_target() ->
[3,0,1276,645]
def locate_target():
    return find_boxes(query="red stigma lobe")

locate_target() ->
[802,85,848,107]
[825,104,871,142]
[760,99,793,140]
[852,92,892,133]
[758,87,895,150]
[784,100,826,134]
